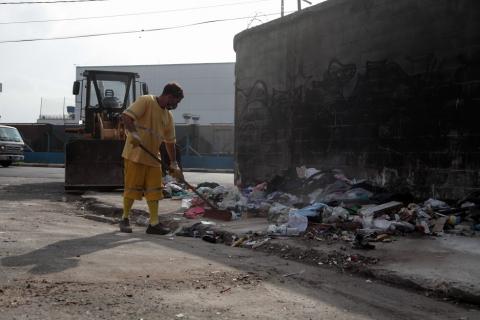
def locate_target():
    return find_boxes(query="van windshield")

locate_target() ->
[0,127,23,142]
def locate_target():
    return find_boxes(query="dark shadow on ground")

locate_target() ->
[1,232,144,274]
[0,182,124,206]
[0,182,76,202]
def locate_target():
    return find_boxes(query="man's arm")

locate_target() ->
[165,142,177,164]
[122,113,141,146]
[122,113,136,132]
[165,142,184,181]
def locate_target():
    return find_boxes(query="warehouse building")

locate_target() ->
[75,62,235,125]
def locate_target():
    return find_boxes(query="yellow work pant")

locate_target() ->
[123,159,163,201]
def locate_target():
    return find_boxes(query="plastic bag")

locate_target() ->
[181,198,192,209]
[293,202,328,218]
[196,186,213,196]
[391,221,415,232]
[287,212,309,232]
[212,185,227,196]
[268,202,294,224]
[184,207,205,219]
[267,224,300,236]
[323,206,349,223]
[372,218,393,231]
[423,198,449,210]
[344,188,373,200]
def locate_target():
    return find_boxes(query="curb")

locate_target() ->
[245,238,480,306]
[367,268,480,306]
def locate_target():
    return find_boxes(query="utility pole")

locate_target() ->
[283,0,313,16]
[62,97,66,124]
[39,97,43,120]
[298,0,312,11]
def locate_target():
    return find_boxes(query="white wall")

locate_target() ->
[75,63,235,125]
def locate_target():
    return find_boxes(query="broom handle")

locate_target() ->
[137,143,220,210]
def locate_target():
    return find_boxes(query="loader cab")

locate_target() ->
[73,70,148,137]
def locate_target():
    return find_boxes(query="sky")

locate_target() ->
[0,0,325,123]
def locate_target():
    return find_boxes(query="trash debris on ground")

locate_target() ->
[184,206,205,219]
[172,169,479,254]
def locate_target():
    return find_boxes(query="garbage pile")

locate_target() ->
[166,168,480,248]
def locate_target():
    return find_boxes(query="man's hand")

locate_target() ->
[169,161,184,181]
[129,131,141,147]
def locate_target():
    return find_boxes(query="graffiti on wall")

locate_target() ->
[236,52,480,188]
[235,80,299,180]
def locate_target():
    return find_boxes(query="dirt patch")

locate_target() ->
[0,271,264,319]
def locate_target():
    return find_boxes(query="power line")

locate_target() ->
[0,0,275,25]
[0,0,107,4]
[0,11,291,44]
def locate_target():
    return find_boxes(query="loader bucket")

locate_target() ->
[65,139,124,191]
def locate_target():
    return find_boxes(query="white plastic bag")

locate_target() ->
[373,218,393,231]
[181,198,192,209]
[287,212,309,232]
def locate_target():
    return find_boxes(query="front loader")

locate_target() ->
[65,70,148,191]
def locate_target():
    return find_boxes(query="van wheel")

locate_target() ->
[0,161,12,167]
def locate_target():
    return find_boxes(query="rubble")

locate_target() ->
[169,167,479,252]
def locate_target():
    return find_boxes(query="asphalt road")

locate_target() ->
[0,166,64,179]
[0,166,477,319]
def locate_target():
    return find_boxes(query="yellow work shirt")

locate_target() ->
[121,95,176,167]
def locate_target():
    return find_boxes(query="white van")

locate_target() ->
[0,125,25,167]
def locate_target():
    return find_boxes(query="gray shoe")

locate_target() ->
[119,218,133,233]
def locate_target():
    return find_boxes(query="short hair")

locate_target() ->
[162,83,184,99]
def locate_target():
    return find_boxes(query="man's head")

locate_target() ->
[161,83,184,110]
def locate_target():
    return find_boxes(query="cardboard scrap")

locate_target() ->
[361,201,404,218]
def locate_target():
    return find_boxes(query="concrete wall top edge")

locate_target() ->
[233,0,348,51]
[233,0,479,52]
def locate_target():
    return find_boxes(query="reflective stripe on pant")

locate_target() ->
[123,159,163,201]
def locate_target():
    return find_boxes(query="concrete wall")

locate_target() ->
[233,0,480,199]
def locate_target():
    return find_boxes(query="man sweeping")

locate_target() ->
[119,83,184,235]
